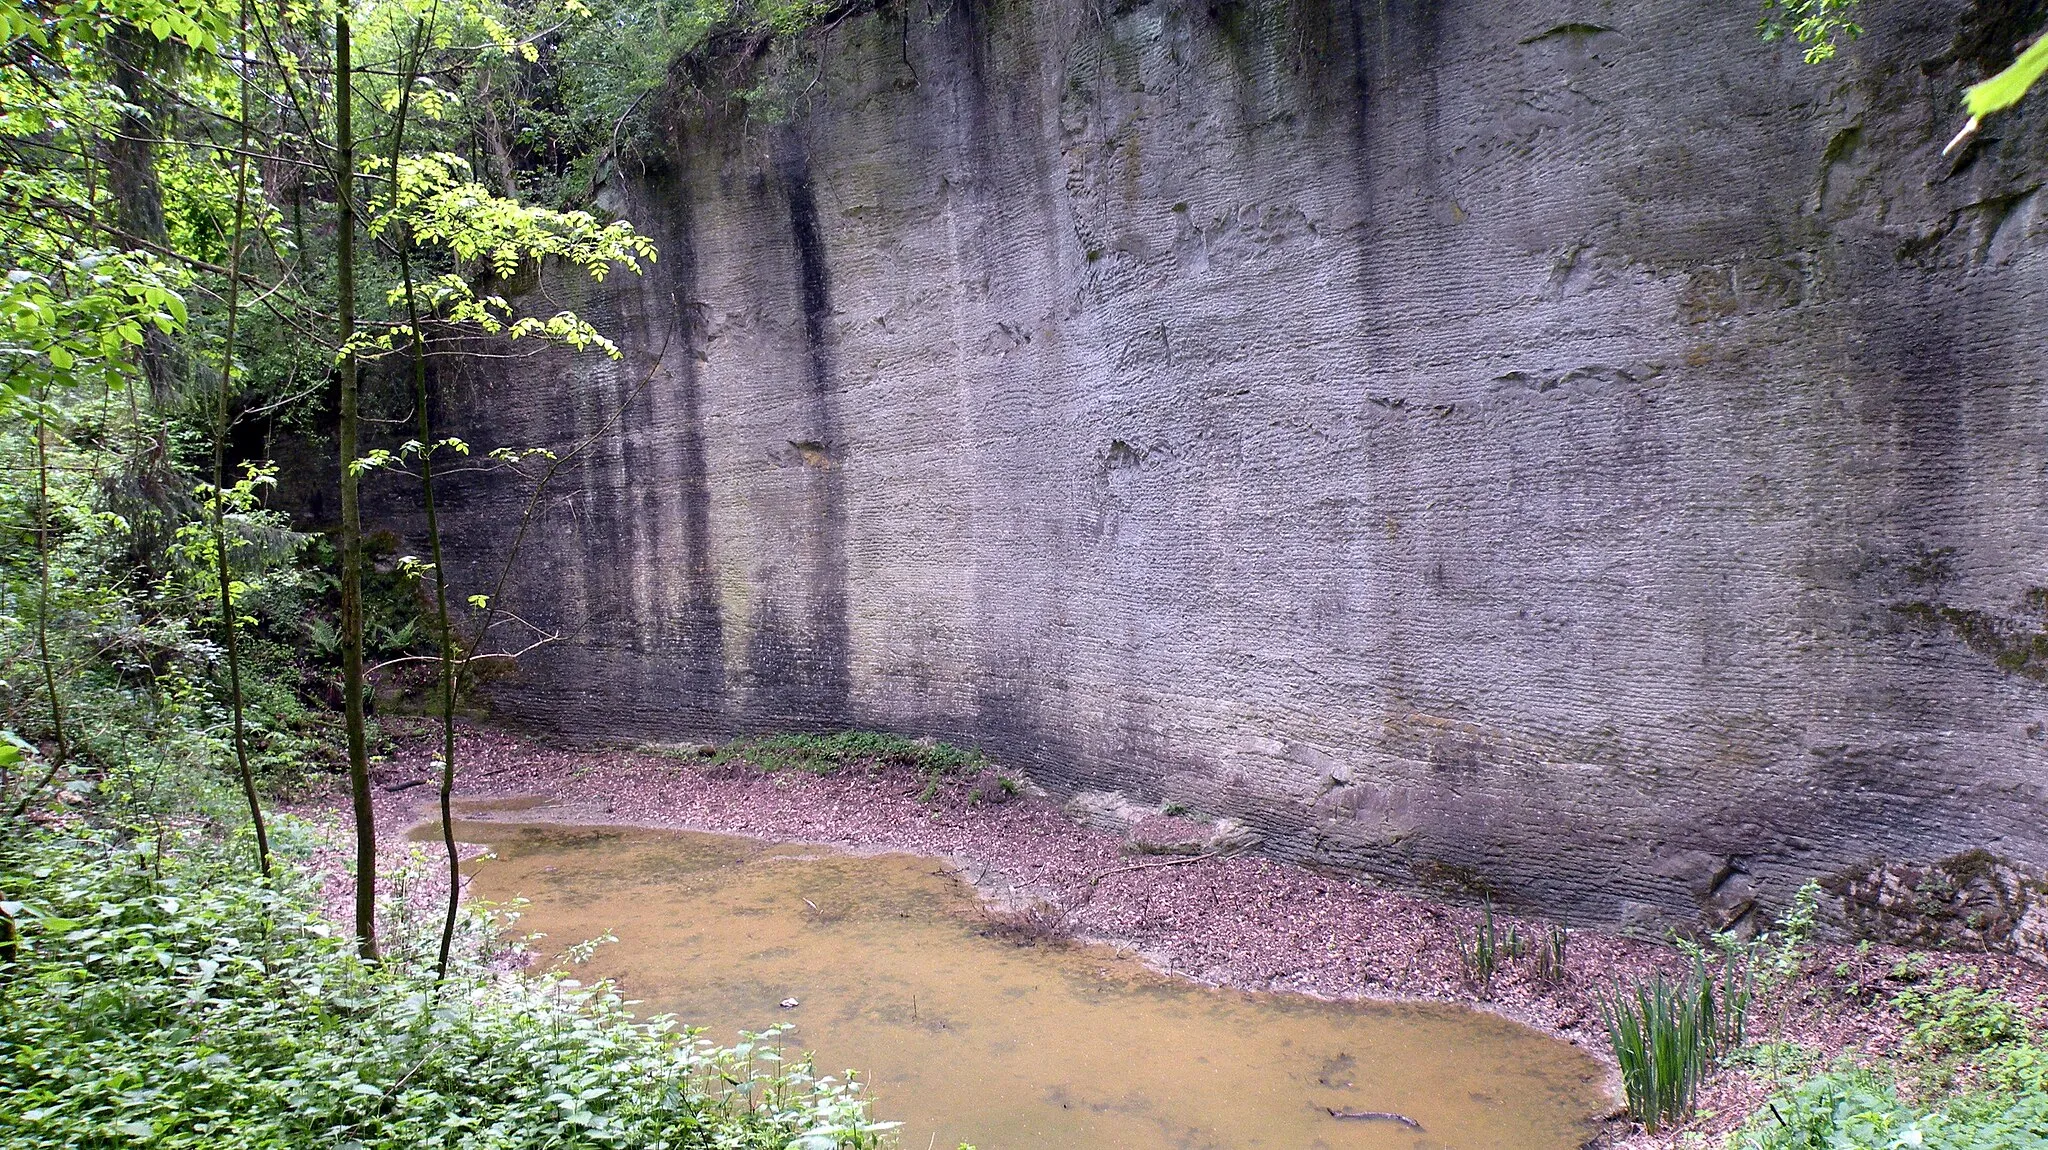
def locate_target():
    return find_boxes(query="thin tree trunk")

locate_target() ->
[105,25,174,405]
[33,389,65,771]
[291,183,309,279]
[12,380,69,817]
[400,246,461,978]
[336,11,377,960]
[475,72,520,199]
[214,0,270,877]
[382,16,464,979]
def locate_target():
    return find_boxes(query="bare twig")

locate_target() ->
[1086,852,1217,888]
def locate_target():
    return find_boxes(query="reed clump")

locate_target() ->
[1532,924,1569,984]
[1458,897,1528,998]
[1598,956,1753,1133]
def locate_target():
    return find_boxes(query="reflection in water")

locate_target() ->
[426,816,1608,1150]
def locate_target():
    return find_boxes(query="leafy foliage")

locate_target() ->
[0,256,188,408]
[0,0,905,1140]
[0,823,896,1150]
[1757,0,1862,65]
[1726,897,2046,1150]
[1965,32,2048,120]
[1728,1057,2048,1150]
[1896,969,2028,1063]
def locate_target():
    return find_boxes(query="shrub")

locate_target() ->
[1895,968,2027,1060]
[1729,946,2046,1149]
[0,823,894,1150]
[979,897,1077,947]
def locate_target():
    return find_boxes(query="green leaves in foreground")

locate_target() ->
[0,824,895,1150]
[1736,968,2048,1150]
[1729,1061,2048,1150]
[1966,33,2048,121]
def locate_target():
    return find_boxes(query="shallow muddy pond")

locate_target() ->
[424,814,1609,1150]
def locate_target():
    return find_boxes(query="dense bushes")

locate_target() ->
[0,824,894,1150]
[1732,960,2048,1149]
[1594,878,2048,1147]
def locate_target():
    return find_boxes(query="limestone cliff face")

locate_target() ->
[419,0,2048,933]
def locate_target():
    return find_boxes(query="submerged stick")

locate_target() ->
[1326,1109,1423,1129]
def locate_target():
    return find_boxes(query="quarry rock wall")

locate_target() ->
[413,0,2048,938]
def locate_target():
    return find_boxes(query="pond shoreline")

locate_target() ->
[295,719,2048,1150]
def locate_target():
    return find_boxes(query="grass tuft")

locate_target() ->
[1458,897,1525,998]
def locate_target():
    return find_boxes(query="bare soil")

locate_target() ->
[293,720,2048,1150]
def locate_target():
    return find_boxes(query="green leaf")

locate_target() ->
[1965,33,2048,119]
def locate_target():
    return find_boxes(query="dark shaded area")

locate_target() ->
[1946,0,2048,74]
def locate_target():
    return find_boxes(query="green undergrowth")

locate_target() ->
[1726,959,2046,1149]
[1598,890,1789,1135]
[1592,880,2048,1147]
[710,731,1013,797]
[0,823,894,1150]
[1729,1035,2046,1150]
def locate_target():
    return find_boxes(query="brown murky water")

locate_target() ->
[424,814,1609,1150]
